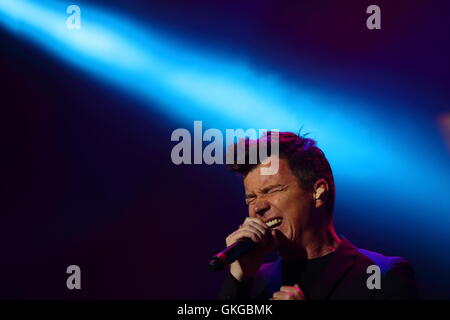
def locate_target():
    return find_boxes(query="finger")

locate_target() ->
[246,221,267,236]
[228,229,263,244]
[227,218,268,246]
[248,222,273,246]
[294,284,305,299]
[272,291,293,300]
[280,286,300,295]
[280,285,305,300]
[243,217,268,230]
[245,223,265,239]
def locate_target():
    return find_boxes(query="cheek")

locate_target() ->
[277,194,310,221]
[272,196,295,220]
[271,196,287,213]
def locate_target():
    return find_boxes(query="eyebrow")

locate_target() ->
[244,192,256,199]
[245,184,286,198]
[259,183,286,193]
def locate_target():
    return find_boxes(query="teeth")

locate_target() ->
[266,218,282,228]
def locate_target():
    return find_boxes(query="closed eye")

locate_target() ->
[263,184,287,194]
[245,194,256,205]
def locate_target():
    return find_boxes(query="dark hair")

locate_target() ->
[227,131,336,216]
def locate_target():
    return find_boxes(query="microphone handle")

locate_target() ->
[208,238,256,271]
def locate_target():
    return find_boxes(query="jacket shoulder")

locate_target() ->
[357,248,409,274]
[356,248,418,299]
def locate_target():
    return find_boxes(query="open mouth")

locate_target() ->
[266,217,282,228]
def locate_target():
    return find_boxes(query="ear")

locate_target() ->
[313,179,329,209]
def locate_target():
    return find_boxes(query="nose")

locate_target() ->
[253,199,270,218]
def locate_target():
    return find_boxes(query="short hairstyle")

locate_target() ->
[227,132,336,216]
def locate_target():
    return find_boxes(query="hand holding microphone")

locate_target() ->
[209,217,279,281]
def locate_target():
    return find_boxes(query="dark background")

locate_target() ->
[1,0,449,299]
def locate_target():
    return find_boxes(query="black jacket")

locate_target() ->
[219,237,418,300]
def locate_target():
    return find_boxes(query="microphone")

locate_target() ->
[208,238,256,271]
[209,219,280,271]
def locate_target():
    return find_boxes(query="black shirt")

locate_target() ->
[281,252,334,299]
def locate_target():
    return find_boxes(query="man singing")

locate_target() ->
[218,132,417,300]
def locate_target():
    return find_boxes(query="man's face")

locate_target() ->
[243,157,314,244]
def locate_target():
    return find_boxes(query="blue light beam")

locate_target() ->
[1,0,449,238]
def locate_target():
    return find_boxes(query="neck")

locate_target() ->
[279,224,341,261]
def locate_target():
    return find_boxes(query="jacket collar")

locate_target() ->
[313,236,359,299]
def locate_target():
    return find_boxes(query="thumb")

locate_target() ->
[294,284,305,295]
